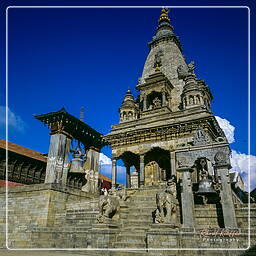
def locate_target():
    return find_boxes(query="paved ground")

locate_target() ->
[0,249,102,256]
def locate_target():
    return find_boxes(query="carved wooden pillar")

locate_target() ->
[111,158,117,189]
[139,154,145,186]
[45,132,71,185]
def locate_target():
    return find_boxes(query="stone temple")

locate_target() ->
[0,8,255,256]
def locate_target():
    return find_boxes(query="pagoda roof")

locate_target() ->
[34,108,106,149]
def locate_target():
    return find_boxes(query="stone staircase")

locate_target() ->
[112,187,162,254]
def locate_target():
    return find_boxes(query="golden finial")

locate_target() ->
[158,8,170,24]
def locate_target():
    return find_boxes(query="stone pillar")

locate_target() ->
[111,158,117,189]
[139,154,145,186]
[131,169,139,188]
[177,167,195,228]
[215,162,237,228]
[170,151,176,176]
[143,95,147,111]
[84,147,100,172]
[162,91,167,106]
[45,132,71,185]
[126,165,131,188]
[61,137,71,186]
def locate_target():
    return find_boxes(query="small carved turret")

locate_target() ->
[119,88,138,122]
[179,62,213,111]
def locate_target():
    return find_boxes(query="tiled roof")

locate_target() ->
[0,139,47,163]
[99,174,111,183]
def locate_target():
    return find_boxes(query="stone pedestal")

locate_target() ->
[45,132,71,185]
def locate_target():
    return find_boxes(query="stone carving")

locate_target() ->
[97,188,120,223]
[198,158,209,180]
[214,151,228,165]
[154,177,178,225]
[193,127,211,146]
[116,184,128,201]
[153,97,161,108]
[177,156,190,168]
[82,169,99,194]
[177,61,195,79]
[177,64,189,79]
[153,50,163,69]
[187,61,195,74]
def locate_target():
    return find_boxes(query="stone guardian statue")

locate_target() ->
[154,177,178,226]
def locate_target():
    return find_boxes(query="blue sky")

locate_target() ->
[0,2,255,189]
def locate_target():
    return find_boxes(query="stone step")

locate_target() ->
[114,241,146,249]
[116,234,146,243]
[127,207,156,214]
[124,220,153,228]
[110,250,147,256]
[131,196,156,200]
[130,201,155,206]
[66,213,98,219]
[120,213,153,220]
[66,209,99,214]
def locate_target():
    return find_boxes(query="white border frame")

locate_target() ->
[5,5,251,252]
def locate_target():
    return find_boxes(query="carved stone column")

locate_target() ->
[214,151,237,228]
[45,132,71,185]
[139,154,145,186]
[177,167,195,228]
[111,158,117,189]
[126,165,131,188]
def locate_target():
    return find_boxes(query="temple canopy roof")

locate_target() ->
[34,108,106,149]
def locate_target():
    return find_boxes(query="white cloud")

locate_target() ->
[99,153,112,165]
[0,106,27,133]
[215,116,256,191]
[215,116,235,143]
[230,150,256,192]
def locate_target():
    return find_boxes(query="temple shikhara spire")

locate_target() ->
[1,9,253,253]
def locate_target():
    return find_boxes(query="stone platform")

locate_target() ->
[0,184,255,256]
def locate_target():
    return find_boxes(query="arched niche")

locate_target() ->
[144,147,171,184]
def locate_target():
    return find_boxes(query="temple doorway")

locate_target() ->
[145,161,160,186]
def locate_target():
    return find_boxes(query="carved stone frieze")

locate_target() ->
[193,127,211,146]
[176,146,230,168]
